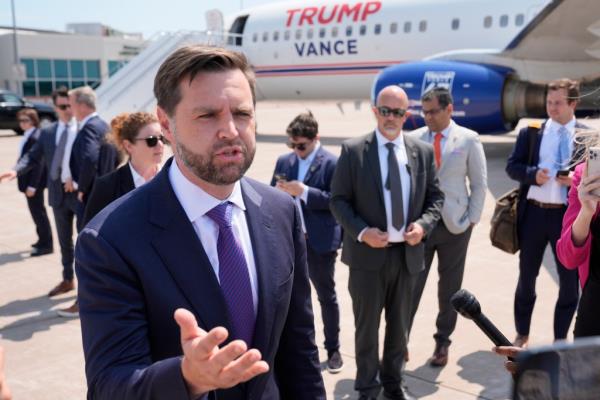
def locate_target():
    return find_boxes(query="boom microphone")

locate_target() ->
[451,289,512,347]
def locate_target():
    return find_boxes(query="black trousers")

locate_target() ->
[574,278,600,338]
[307,245,340,354]
[349,245,417,397]
[25,188,53,250]
[410,222,473,346]
[515,204,579,339]
[52,192,82,281]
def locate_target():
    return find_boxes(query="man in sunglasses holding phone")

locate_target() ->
[270,112,343,374]
[0,87,84,298]
[331,85,443,400]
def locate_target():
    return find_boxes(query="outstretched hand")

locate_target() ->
[175,308,269,397]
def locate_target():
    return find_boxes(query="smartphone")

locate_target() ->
[274,173,287,182]
[556,170,569,177]
[587,147,600,196]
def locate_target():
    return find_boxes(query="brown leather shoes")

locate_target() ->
[513,334,529,348]
[48,280,75,297]
[430,343,449,367]
[57,301,79,318]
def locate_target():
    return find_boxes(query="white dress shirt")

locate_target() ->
[168,160,258,313]
[358,129,411,243]
[128,163,147,189]
[293,141,320,234]
[56,118,78,184]
[527,118,576,204]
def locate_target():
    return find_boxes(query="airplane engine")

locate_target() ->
[372,60,547,134]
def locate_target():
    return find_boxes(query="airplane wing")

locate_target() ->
[502,0,600,61]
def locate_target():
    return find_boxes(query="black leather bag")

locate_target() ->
[490,125,539,254]
[490,188,520,254]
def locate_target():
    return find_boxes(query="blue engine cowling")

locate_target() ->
[372,60,516,134]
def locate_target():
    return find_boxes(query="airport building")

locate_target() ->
[0,23,145,99]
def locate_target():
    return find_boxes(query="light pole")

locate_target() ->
[10,0,22,95]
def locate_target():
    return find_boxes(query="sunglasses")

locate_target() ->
[286,141,311,151]
[18,118,31,123]
[56,104,71,111]
[134,135,166,147]
[377,106,407,118]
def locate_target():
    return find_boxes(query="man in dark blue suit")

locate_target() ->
[76,45,325,400]
[1,88,80,297]
[68,86,109,229]
[270,112,343,373]
[506,78,586,348]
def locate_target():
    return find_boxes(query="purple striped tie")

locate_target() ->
[206,202,255,345]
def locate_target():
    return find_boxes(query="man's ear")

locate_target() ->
[157,106,174,142]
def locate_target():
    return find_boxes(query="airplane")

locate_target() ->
[96,0,600,133]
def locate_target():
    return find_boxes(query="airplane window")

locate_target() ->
[515,13,525,26]
[307,28,314,39]
[419,20,427,32]
[359,25,367,35]
[500,14,509,27]
[252,33,258,42]
[284,30,290,41]
[404,21,411,33]
[332,26,339,38]
[273,31,279,41]
[319,27,326,38]
[296,29,302,40]
[374,23,382,35]
[452,18,460,30]
[346,26,353,36]
[390,22,398,34]
[262,32,268,42]
[483,16,492,28]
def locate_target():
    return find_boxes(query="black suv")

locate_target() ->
[0,89,57,134]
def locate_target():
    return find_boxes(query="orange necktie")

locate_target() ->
[434,132,443,169]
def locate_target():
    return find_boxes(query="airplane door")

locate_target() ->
[229,15,249,46]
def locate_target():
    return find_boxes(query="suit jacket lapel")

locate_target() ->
[365,132,384,206]
[404,135,419,219]
[303,147,323,183]
[240,179,276,357]
[439,126,457,174]
[149,162,231,334]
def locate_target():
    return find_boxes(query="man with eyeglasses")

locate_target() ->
[330,85,443,400]
[407,87,487,367]
[270,111,343,374]
[0,87,83,298]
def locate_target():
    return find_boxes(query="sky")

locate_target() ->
[0,0,288,38]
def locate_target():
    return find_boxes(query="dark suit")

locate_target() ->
[70,115,109,201]
[271,146,342,353]
[330,132,443,397]
[83,164,134,226]
[15,128,53,249]
[506,121,586,339]
[76,158,325,400]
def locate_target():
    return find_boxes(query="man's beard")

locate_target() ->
[172,123,255,185]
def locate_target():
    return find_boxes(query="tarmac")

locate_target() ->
[1,101,599,399]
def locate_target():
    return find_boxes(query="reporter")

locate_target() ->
[557,161,600,337]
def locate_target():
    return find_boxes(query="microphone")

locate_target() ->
[451,289,513,347]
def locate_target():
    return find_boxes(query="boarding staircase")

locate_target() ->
[96,30,240,121]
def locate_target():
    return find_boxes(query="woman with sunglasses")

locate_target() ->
[82,112,165,226]
[14,108,54,256]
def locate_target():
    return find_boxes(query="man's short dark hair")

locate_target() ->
[154,45,256,117]
[286,111,318,139]
[421,87,453,108]
[52,87,69,104]
[548,78,580,105]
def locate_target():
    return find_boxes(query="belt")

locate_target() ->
[386,242,405,248]
[527,199,565,209]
